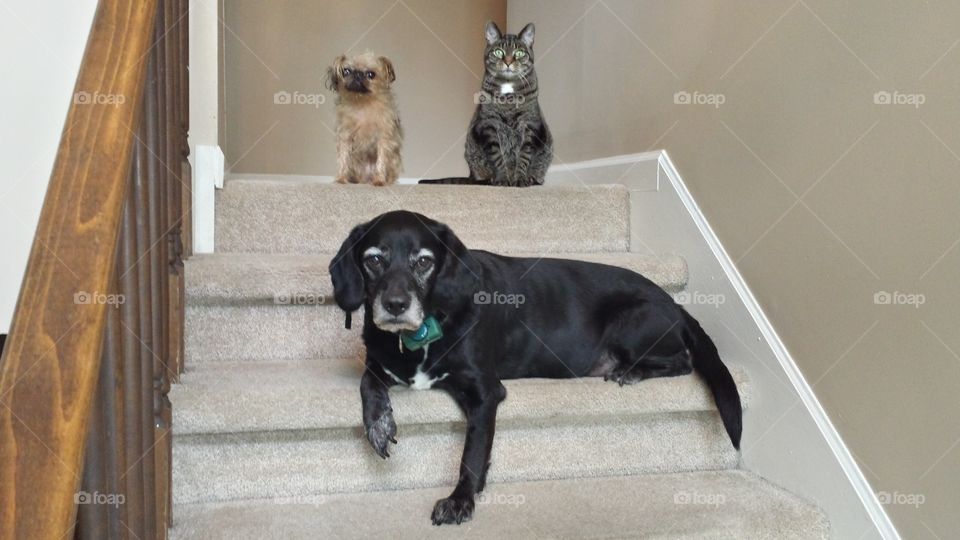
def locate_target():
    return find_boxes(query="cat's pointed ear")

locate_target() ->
[485,21,502,45]
[519,23,535,48]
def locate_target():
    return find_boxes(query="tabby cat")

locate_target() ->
[421,21,553,186]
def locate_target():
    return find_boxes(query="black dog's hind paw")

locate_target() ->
[431,495,475,525]
[365,409,397,459]
[603,366,645,386]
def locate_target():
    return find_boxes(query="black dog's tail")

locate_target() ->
[682,310,742,449]
[418,177,491,185]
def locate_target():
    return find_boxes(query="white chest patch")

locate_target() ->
[410,366,448,390]
[500,83,515,94]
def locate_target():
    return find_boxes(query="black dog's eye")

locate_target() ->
[365,255,385,270]
[342,68,352,76]
[366,71,376,79]
[415,256,433,271]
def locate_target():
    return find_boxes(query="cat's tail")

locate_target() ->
[418,177,491,185]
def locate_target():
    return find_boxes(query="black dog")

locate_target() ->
[329,210,742,525]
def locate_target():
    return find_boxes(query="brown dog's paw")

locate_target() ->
[431,495,474,525]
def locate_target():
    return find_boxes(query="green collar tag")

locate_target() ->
[401,316,443,351]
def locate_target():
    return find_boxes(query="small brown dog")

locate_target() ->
[326,52,403,186]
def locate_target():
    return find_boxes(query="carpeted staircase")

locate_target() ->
[169,181,831,539]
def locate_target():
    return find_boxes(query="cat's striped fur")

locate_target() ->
[421,22,553,187]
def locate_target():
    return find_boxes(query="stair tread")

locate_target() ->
[170,470,829,540]
[216,182,631,254]
[186,251,688,305]
[171,358,750,436]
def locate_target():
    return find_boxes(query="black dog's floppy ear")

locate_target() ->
[428,221,480,313]
[329,222,369,328]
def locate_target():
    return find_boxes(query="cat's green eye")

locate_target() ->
[515,50,526,58]
[493,49,505,58]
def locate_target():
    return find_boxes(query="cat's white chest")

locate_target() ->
[500,83,515,94]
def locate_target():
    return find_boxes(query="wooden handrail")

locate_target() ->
[0,0,189,538]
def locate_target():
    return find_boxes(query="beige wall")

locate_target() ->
[222,0,507,177]
[509,0,959,537]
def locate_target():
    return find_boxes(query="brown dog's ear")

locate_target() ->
[325,55,347,91]
[379,56,396,83]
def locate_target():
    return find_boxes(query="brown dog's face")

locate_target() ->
[326,53,396,95]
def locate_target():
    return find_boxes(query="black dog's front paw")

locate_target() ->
[365,409,397,459]
[431,495,475,525]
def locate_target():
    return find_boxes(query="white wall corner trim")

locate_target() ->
[656,150,900,540]
[193,144,224,254]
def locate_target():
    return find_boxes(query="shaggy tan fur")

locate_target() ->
[326,52,403,186]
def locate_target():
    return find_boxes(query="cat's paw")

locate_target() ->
[334,175,349,184]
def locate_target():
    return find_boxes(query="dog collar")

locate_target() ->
[400,316,443,352]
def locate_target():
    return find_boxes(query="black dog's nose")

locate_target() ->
[383,295,410,316]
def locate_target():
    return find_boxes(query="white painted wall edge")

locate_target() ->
[193,145,223,254]
[656,150,900,539]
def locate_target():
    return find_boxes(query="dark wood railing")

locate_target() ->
[0,1,190,538]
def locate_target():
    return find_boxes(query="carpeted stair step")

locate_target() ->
[184,252,688,363]
[170,470,830,540]
[185,252,687,306]
[170,359,750,504]
[215,181,630,254]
